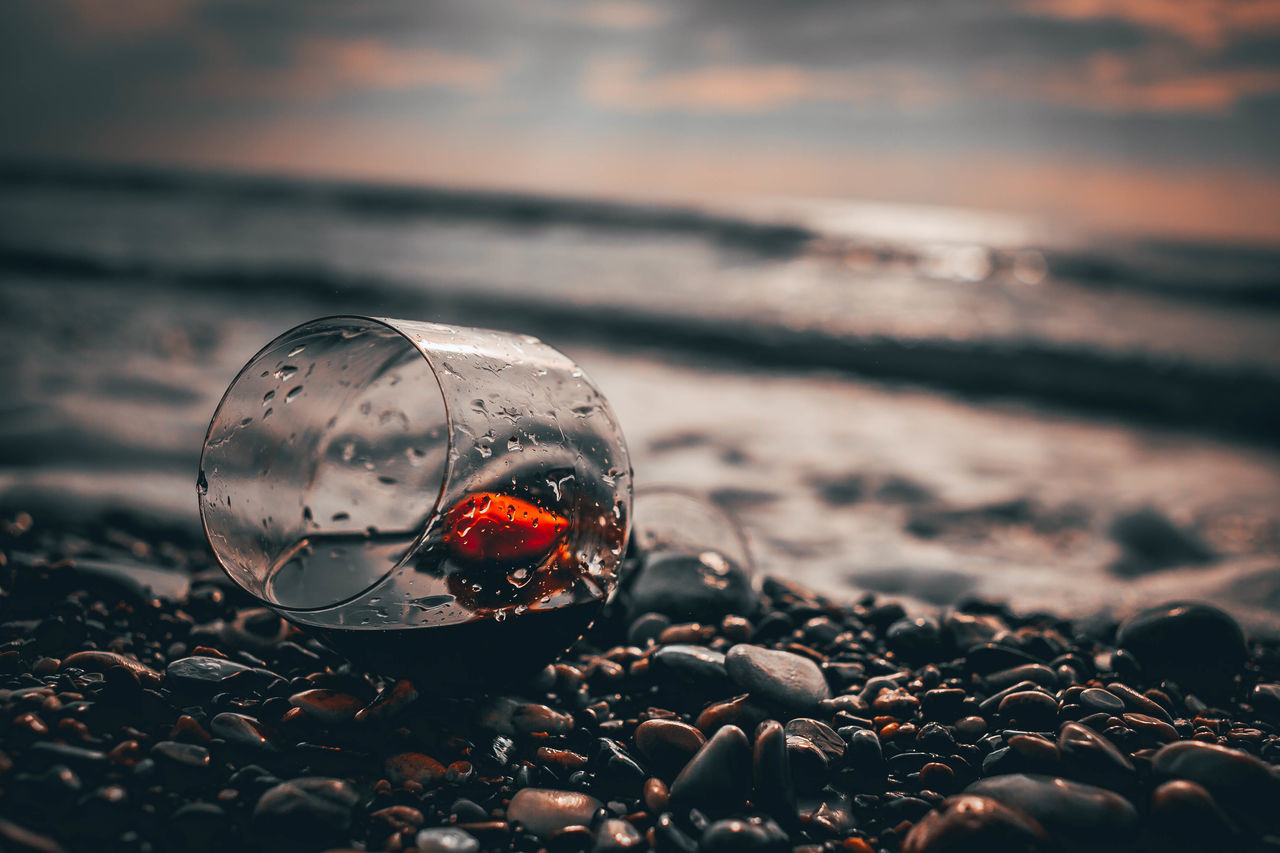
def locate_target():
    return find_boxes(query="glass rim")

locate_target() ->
[198,314,456,613]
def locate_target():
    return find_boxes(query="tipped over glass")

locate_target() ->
[198,316,632,691]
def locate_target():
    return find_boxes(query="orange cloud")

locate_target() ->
[68,114,1280,244]
[579,1,666,29]
[980,50,1280,113]
[584,58,946,113]
[182,36,503,100]
[1024,0,1280,49]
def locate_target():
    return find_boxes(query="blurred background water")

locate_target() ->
[2,1,1279,632]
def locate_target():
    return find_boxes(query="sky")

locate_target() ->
[3,0,1280,242]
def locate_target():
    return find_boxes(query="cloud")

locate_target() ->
[1023,0,1280,50]
[579,1,666,29]
[982,49,1280,113]
[178,36,504,100]
[583,57,947,113]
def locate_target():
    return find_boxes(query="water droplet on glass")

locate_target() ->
[493,610,507,622]
[262,407,273,420]
[331,512,350,522]
[287,344,306,357]
[275,365,298,381]
[507,567,532,588]
[341,441,356,462]
[507,435,522,452]
[285,385,303,403]
[196,469,208,495]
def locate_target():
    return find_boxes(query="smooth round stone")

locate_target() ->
[1152,740,1280,831]
[62,651,163,687]
[385,753,446,787]
[651,645,728,683]
[886,617,944,663]
[505,788,602,838]
[1078,688,1124,715]
[251,777,359,849]
[624,550,757,623]
[287,689,364,726]
[415,827,481,853]
[1149,780,1242,849]
[966,774,1139,852]
[784,718,844,761]
[165,656,251,691]
[699,817,789,853]
[903,795,1051,853]
[997,691,1058,730]
[725,645,831,712]
[752,720,796,819]
[1115,602,1245,691]
[151,740,211,770]
[1057,722,1134,783]
[669,724,752,814]
[593,818,645,851]
[634,719,705,773]
[210,712,275,752]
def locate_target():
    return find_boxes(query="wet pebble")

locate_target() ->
[668,724,752,815]
[634,719,706,773]
[287,689,364,726]
[724,645,831,711]
[505,788,602,838]
[210,712,276,752]
[415,827,481,853]
[966,774,1139,852]
[252,777,360,850]
[594,817,645,851]
[623,550,756,623]
[903,794,1051,853]
[1152,740,1280,832]
[699,817,789,853]
[165,656,251,692]
[385,752,446,787]
[1116,602,1245,691]
[60,651,162,688]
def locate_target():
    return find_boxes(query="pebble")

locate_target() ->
[699,817,789,853]
[885,617,944,663]
[623,550,757,623]
[1148,779,1242,850]
[634,719,705,773]
[724,645,831,711]
[251,777,360,849]
[415,827,481,853]
[505,788,602,838]
[165,656,251,691]
[60,651,162,687]
[902,794,1051,853]
[594,818,646,851]
[996,690,1058,730]
[1152,740,1280,832]
[1078,688,1124,715]
[651,644,729,684]
[287,689,364,726]
[966,774,1139,852]
[668,724,752,815]
[752,720,796,819]
[210,712,275,752]
[1057,722,1134,783]
[1115,602,1245,691]
[384,753,446,787]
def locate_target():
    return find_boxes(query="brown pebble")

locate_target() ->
[1122,713,1179,743]
[694,694,768,735]
[384,753,446,787]
[634,719,705,770]
[643,777,669,813]
[169,714,213,744]
[1008,734,1058,763]
[60,651,162,687]
[919,762,956,793]
[657,623,716,645]
[536,746,589,770]
[287,689,364,726]
[902,794,1050,852]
